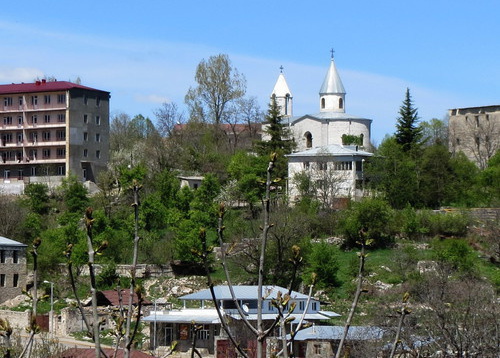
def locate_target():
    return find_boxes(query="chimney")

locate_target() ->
[41,79,46,84]
[35,80,41,86]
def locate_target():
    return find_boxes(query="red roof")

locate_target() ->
[0,80,109,95]
[57,347,154,358]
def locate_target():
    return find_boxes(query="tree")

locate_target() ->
[395,88,422,152]
[255,97,296,180]
[185,53,246,126]
[420,117,448,146]
[154,102,185,137]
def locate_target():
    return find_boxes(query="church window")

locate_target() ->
[339,97,343,109]
[305,132,313,148]
[321,98,325,109]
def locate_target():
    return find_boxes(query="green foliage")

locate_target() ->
[227,151,268,204]
[59,175,89,213]
[254,97,295,179]
[341,134,363,146]
[432,238,477,273]
[96,262,119,289]
[338,198,396,248]
[303,240,340,289]
[23,183,50,215]
[395,88,422,152]
[417,210,470,237]
[478,151,500,206]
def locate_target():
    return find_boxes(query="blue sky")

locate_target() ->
[1,0,499,145]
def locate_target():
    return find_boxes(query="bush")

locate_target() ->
[418,210,469,237]
[338,198,396,248]
[303,240,340,289]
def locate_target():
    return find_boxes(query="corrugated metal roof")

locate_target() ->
[0,236,27,247]
[287,144,373,158]
[319,58,345,95]
[229,311,340,322]
[180,285,311,301]
[142,309,221,324]
[0,81,109,95]
[291,325,385,341]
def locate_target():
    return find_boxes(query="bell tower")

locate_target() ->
[319,50,346,113]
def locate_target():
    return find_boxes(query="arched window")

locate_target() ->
[321,98,325,109]
[304,132,313,148]
[339,98,343,109]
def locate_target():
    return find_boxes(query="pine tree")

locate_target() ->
[395,88,422,151]
[255,97,295,179]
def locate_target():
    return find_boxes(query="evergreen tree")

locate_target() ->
[255,97,295,179]
[395,88,422,151]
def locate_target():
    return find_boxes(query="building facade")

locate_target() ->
[0,236,27,304]
[0,80,110,186]
[448,105,500,169]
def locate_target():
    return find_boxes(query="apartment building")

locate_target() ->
[0,80,110,187]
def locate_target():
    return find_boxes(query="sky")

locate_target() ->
[1,0,500,145]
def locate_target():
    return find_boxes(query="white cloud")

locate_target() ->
[134,94,171,104]
[0,67,44,83]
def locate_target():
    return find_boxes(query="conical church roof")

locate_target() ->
[271,72,292,98]
[319,57,345,95]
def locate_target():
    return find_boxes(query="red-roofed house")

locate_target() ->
[0,80,109,189]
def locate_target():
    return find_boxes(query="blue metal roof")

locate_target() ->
[291,325,385,341]
[287,144,373,158]
[0,236,27,247]
[180,285,312,301]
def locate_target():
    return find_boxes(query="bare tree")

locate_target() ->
[154,102,185,137]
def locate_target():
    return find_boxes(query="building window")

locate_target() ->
[299,301,305,311]
[31,115,38,124]
[42,131,51,141]
[195,325,210,341]
[44,95,51,104]
[456,138,460,145]
[42,149,51,158]
[13,250,18,263]
[18,97,23,106]
[31,167,37,176]
[303,161,310,169]
[57,114,66,122]
[2,133,13,144]
[95,116,101,125]
[18,116,23,125]
[44,115,51,123]
[83,132,88,141]
[13,274,19,288]
[96,150,101,159]
[56,130,66,140]
[312,302,317,311]
[96,97,101,107]
[475,116,479,128]
[3,116,13,125]
[95,133,100,142]
[83,149,88,157]
[339,97,343,109]
[57,94,66,104]
[83,114,88,123]
[305,132,313,148]
[83,94,88,105]
[56,148,66,157]
[29,133,38,144]
[0,274,5,287]
[4,97,13,106]
[321,97,325,109]
[0,250,5,263]
[475,137,480,149]
[32,96,38,105]
[57,166,65,175]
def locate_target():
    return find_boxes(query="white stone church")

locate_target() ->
[270,55,373,205]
